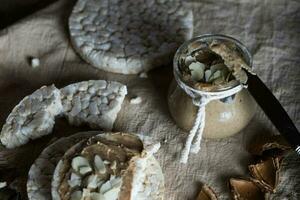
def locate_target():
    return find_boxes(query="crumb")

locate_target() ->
[130,96,142,104]
[0,181,7,189]
[103,160,110,165]
[163,138,168,143]
[30,57,40,68]
[139,72,148,78]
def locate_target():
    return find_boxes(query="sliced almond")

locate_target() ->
[68,173,82,188]
[79,166,92,175]
[71,156,91,174]
[249,157,280,193]
[99,180,112,194]
[109,176,122,188]
[208,70,222,82]
[103,186,120,200]
[82,188,91,199]
[185,55,196,66]
[94,155,107,174]
[189,62,205,81]
[229,178,265,200]
[204,70,212,82]
[87,174,103,189]
[196,184,218,200]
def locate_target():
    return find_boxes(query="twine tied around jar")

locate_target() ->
[174,74,247,163]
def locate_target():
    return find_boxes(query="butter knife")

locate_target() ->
[246,71,300,155]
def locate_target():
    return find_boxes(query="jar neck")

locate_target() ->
[173,34,252,95]
[173,69,244,101]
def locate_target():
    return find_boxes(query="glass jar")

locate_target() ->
[168,34,256,139]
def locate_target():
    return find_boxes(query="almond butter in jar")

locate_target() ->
[168,34,256,139]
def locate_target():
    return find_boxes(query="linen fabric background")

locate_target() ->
[0,0,299,199]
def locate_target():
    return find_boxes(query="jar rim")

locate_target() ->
[173,34,252,93]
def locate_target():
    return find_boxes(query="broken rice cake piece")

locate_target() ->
[0,85,63,148]
[60,80,127,131]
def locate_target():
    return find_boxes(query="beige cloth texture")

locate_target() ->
[0,0,299,199]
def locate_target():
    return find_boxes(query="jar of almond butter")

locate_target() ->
[168,34,256,139]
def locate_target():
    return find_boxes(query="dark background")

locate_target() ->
[0,0,58,29]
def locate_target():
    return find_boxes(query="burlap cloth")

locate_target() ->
[0,0,299,199]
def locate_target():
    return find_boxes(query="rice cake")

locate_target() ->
[27,131,100,200]
[69,0,193,74]
[0,85,63,148]
[51,132,164,200]
[60,80,127,130]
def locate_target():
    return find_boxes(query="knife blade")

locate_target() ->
[246,71,300,154]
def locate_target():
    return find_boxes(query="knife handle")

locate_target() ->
[246,72,300,155]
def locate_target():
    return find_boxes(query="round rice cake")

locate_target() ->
[0,85,63,149]
[27,131,100,200]
[69,0,193,74]
[51,132,164,200]
[60,80,127,131]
